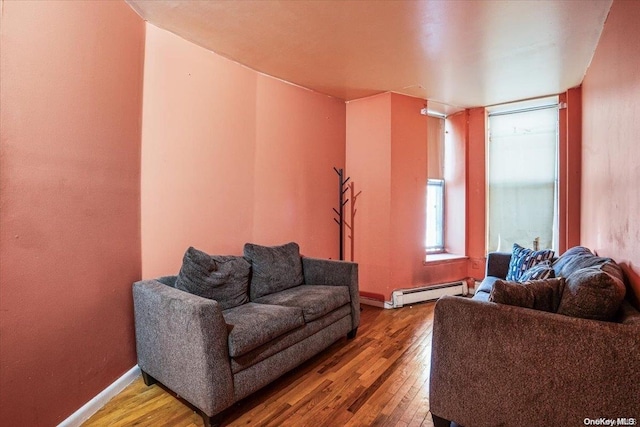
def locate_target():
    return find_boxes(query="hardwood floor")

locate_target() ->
[83,303,436,427]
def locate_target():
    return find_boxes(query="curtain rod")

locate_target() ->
[488,103,558,117]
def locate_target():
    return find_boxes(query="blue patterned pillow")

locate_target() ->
[506,243,555,281]
[519,260,555,281]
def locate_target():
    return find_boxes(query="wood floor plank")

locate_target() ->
[82,302,438,427]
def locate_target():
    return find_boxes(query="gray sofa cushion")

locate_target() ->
[473,291,490,302]
[175,247,250,310]
[489,278,565,312]
[557,262,626,321]
[230,305,352,374]
[222,302,305,357]
[253,285,351,323]
[475,276,500,296]
[244,242,304,300]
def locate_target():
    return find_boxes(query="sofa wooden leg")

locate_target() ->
[140,370,157,386]
[347,327,358,339]
[431,413,452,427]
[198,410,223,427]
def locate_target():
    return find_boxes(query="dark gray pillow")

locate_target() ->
[557,262,626,321]
[175,247,250,310]
[489,278,566,313]
[244,242,304,300]
[552,246,612,278]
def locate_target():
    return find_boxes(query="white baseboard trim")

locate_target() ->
[360,296,395,309]
[58,365,140,427]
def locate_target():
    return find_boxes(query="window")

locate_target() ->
[487,99,559,252]
[426,114,445,253]
[426,179,444,252]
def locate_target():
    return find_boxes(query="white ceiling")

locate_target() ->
[127,0,612,115]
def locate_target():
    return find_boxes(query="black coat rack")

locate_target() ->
[333,167,350,260]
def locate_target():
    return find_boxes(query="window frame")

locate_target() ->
[486,98,560,253]
[426,178,445,254]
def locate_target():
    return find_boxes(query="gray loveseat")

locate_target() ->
[430,246,640,427]
[133,242,359,427]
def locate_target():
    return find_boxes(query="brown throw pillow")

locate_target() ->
[489,278,566,313]
[556,262,626,321]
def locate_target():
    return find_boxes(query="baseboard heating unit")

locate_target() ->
[391,281,467,308]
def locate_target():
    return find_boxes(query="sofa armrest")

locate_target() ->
[485,251,511,279]
[301,257,360,330]
[430,296,640,426]
[132,279,234,416]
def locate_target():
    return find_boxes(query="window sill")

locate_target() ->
[424,253,468,266]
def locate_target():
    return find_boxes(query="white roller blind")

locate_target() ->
[487,106,558,252]
[427,116,444,180]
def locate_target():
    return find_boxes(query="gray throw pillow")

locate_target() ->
[489,278,566,313]
[557,262,626,321]
[552,246,612,278]
[244,242,304,300]
[175,247,250,310]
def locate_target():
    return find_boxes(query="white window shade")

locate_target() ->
[487,106,558,253]
[427,116,444,180]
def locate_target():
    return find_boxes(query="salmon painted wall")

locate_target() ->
[252,75,346,251]
[141,25,346,277]
[0,1,144,425]
[581,0,640,305]
[345,93,392,298]
[444,111,467,256]
[558,87,582,254]
[565,87,583,251]
[466,107,488,280]
[421,258,469,287]
[347,93,484,300]
[426,107,487,285]
[390,94,428,290]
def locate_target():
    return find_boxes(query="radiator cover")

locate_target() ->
[391,281,467,308]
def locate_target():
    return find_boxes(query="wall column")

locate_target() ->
[346,93,427,300]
